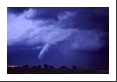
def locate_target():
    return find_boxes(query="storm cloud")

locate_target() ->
[7,7,109,68]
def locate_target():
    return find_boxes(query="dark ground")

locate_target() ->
[7,66,109,74]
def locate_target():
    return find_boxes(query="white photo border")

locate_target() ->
[0,0,116,81]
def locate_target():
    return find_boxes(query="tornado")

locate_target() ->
[38,43,51,61]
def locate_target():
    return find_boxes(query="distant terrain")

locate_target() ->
[7,65,109,74]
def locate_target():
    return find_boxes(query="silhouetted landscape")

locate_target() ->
[7,64,109,74]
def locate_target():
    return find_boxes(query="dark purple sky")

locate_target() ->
[7,7,109,68]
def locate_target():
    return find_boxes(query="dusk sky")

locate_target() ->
[7,7,109,68]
